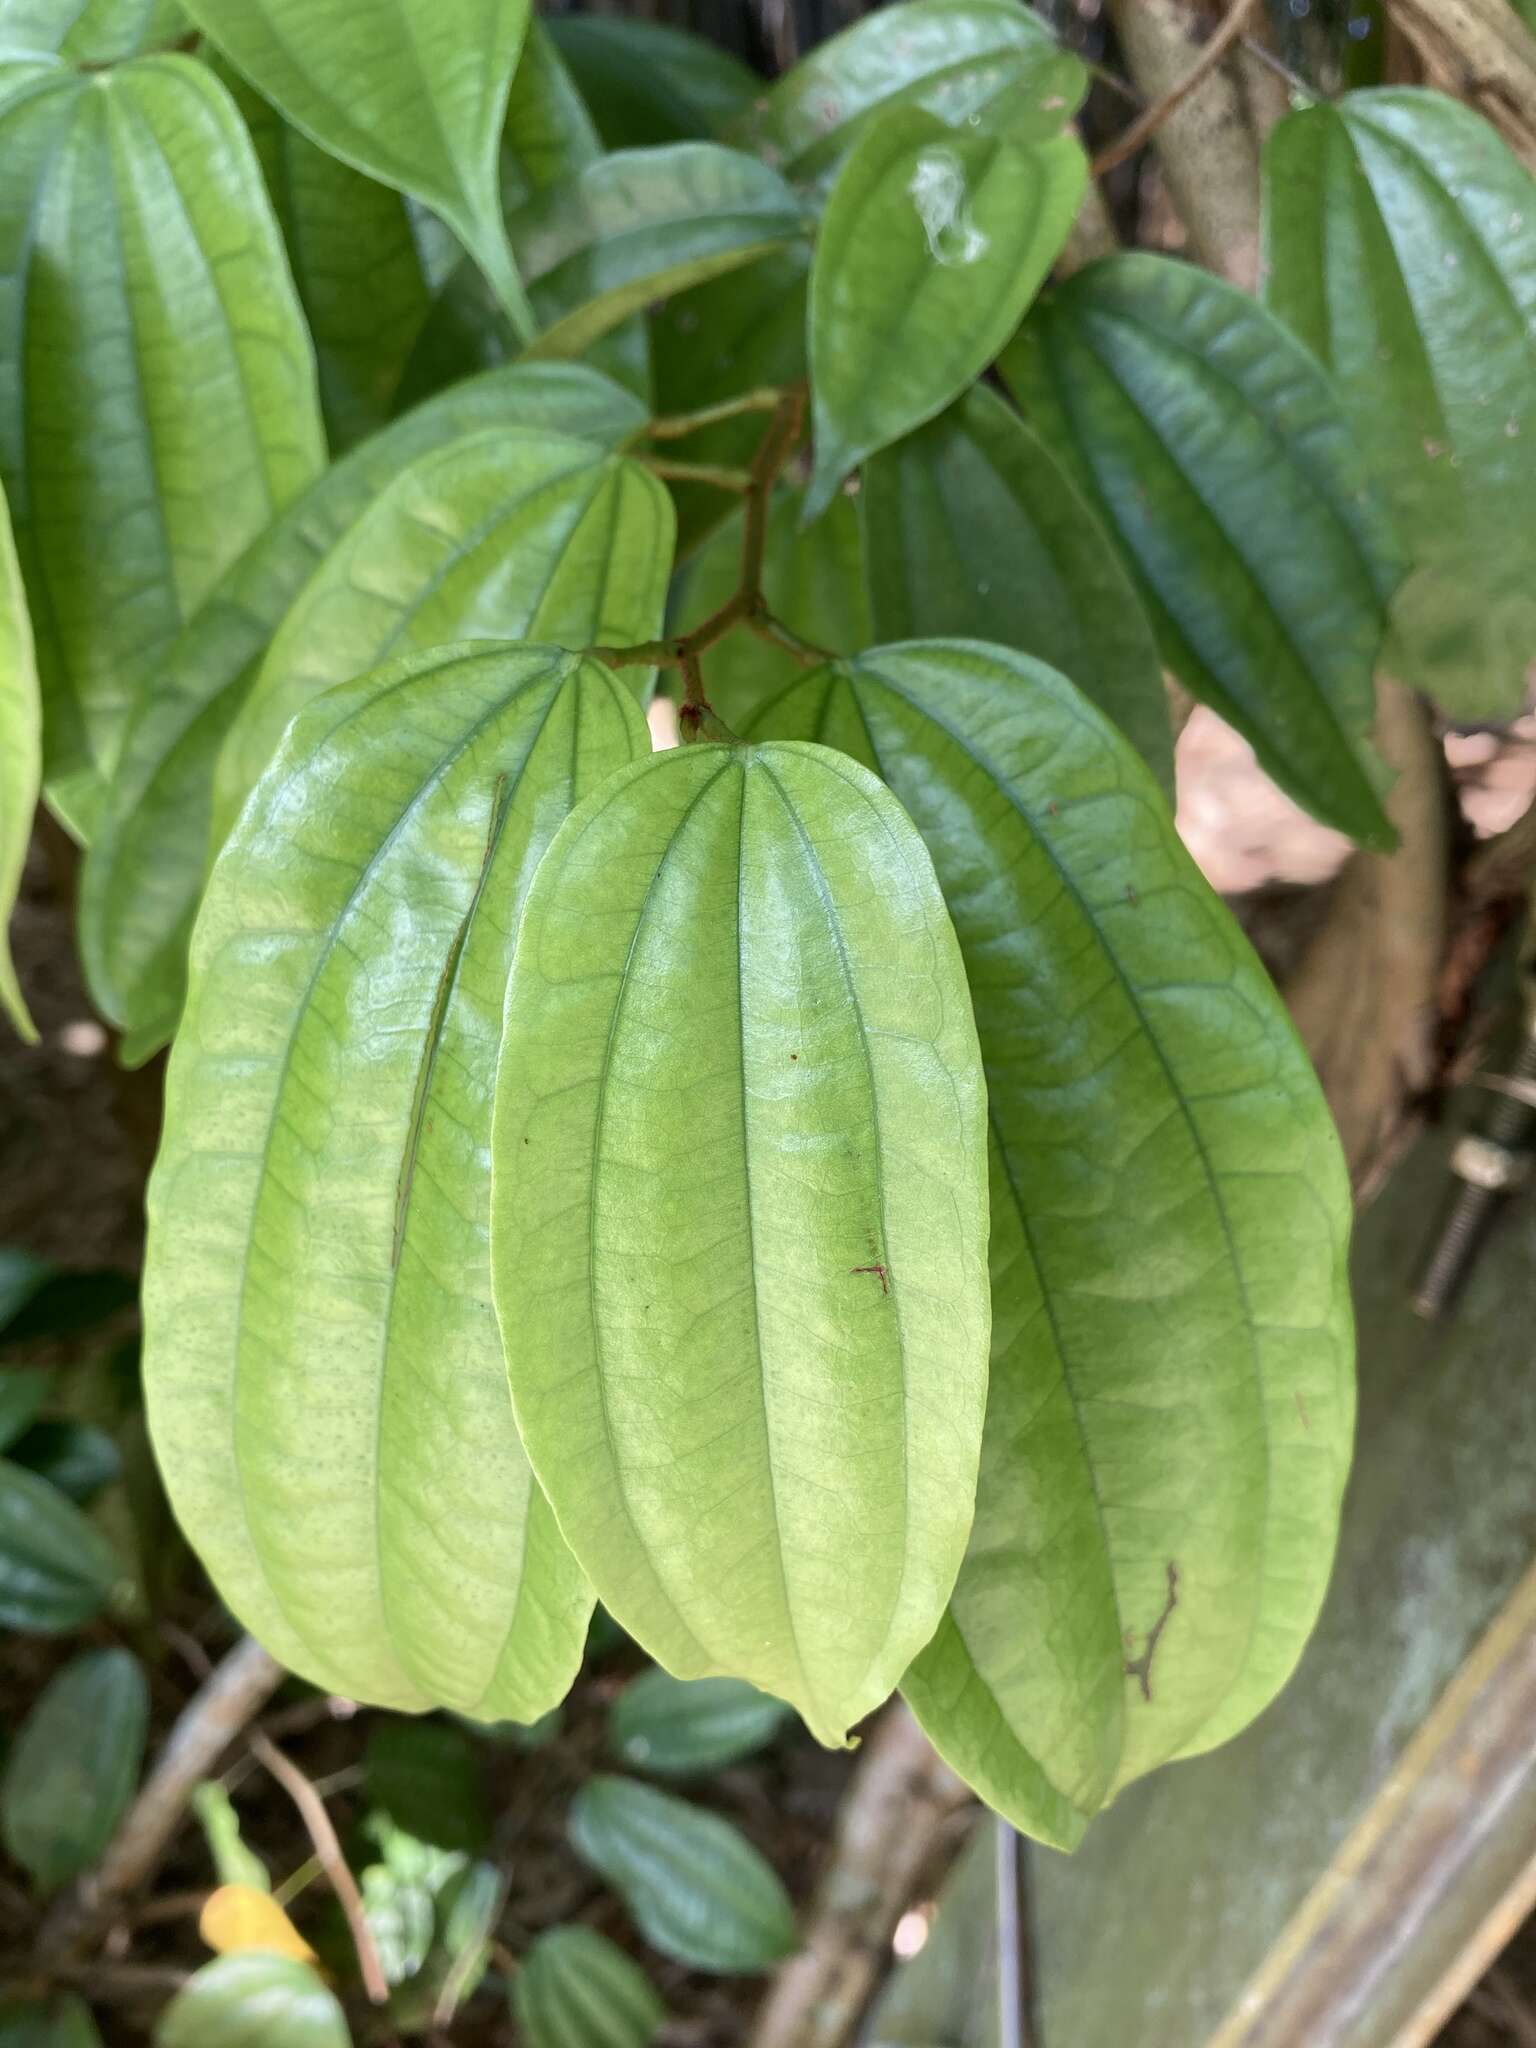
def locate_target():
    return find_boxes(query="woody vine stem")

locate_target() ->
[592,381,832,739]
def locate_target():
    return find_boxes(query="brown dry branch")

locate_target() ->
[36,1634,283,1968]
[747,1705,973,2048]
[1284,682,1450,1186]
[1107,0,1266,287]
[1387,0,1536,161]
[1094,0,1262,176]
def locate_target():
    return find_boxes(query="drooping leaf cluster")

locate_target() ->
[0,0,1529,1921]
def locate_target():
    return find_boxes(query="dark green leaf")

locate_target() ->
[0,477,38,1041]
[0,1249,53,1335]
[10,1421,122,1504]
[0,1268,136,1346]
[218,65,433,453]
[0,1456,122,1631]
[491,741,989,1747]
[365,1720,489,1856]
[1,1648,146,1891]
[181,0,535,339]
[513,1925,665,2048]
[78,361,645,1059]
[548,17,759,152]
[144,648,647,1715]
[155,1955,350,2048]
[674,487,869,729]
[0,1369,50,1450]
[806,107,1085,516]
[611,1672,792,1778]
[1263,88,1536,720]
[211,430,671,841]
[750,644,1355,1845]
[1001,252,1400,847]
[859,384,1173,796]
[567,1776,795,1973]
[0,58,325,823]
[731,0,1087,183]
[514,143,805,362]
[649,249,809,556]
[0,1993,103,2048]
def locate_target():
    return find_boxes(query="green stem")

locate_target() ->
[647,388,790,441]
[643,459,755,491]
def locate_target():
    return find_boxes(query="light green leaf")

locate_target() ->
[806,107,1085,518]
[218,65,433,453]
[1263,88,1536,721]
[191,1781,270,1893]
[750,644,1355,1845]
[491,741,989,1747]
[674,487,869,730]
[731,0,1087,183]
[0,58,324,812]
[0,475,38,1041]
[514,143,805,363]
[513,1925,665,2048]
[650,248,809,556]
[79,361,644,1059]
[144,647,648,1715]
[567,1776,795,1974]
[1,1648,147,1891]
[0,0,183,63]
[0,1455,122,1631]
[1001,252,1400,849]
[548,16,759,152]
[181,0,536,339]
[212,426,671,844]
[0,1993,103,2048]
[611,1671,792,1778]
[364,1719,488,1856]
[155,1955,350,2048]
[860,385,1173,797]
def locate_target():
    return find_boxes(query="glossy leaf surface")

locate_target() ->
[181,0,535,338]
[611,1671,793,1777]
[568,1776,795,1973]
[213,427,671,841]
[1263,89,1536,720]
[514,1925,665,2047]
[548,16,758,151]
[0,0,182,62]
[0,476,38,1040]
[1,1650,146,1891]
[806,107,1085,517]
[514,143,805,361]
[0,1456,122,1631]
[155,1955,349,2048]
[79,362,644,1058]
[492,741,989,1746]
[221,65,432,452]
[10,1419,122,1503]
[1000,253,1399,848]
[751,644,1355,1844]
[145,648,648,1714]
[0,58,324,808]
[860,385,1173,796]
[732,0,1086,182]
[674,488,869,728]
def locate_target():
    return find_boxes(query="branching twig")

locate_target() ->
[1094,0,1262,175]
[36,1635,283,1967]
[747,1705,972,2048]
[247,1728,389,2007]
